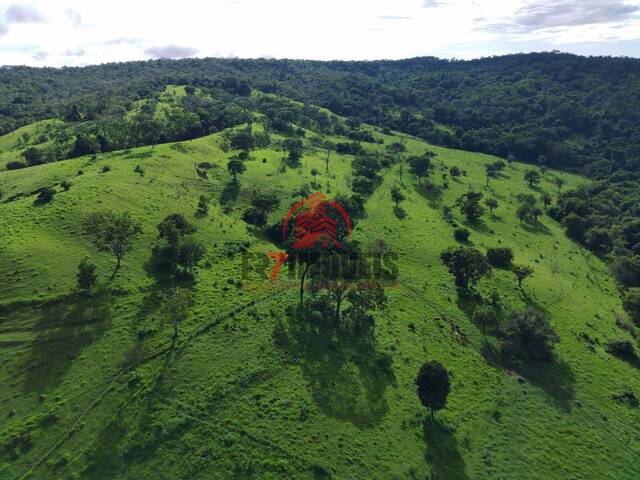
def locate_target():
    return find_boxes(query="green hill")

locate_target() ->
[1,99,639,480]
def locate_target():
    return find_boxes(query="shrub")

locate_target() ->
[501,308,558,362]
[605,339,638,361]
[77,258,97,291]
[60,180,72,191]
[6,160,26,170]
[101,165,111,173]
[454,228,470,242]
[487,247,514,268]
[622,288,640,325]
[134,165,144,175]
[35,187,55,204]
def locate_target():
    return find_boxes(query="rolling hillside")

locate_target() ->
[1,99,639,480]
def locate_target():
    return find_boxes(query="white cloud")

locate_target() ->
[0,0,638,66]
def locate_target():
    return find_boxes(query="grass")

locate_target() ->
[0,102,639,479]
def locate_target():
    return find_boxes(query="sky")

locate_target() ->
[0,0,639,66]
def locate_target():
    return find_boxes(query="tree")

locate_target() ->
[501,308,558,362]
[515,194,539,224]
[76,258,98,291]
[157,214,196,252]
[390,186,405,208]
[507,153,515,166]
[485,198,498,214]
[524,169,541,187]
[541,192,552,207]
[623,288,640,325]
[562,213,589,241]
[456,191,484,222]
[454,228,470,243]
[85,211,142,274]
[484,163,499,185]
[408,156,432,184]
[310,168,320,186]
[22,147,45,166]
[415,361,451,419]
[227,158,246,182]
[283,137,304,163]
[554,177,565,193]
[472,305,498,338]
[197,194,209,215]
[487,247,513,268]
[164,288,193,339]
[513,265,534,291]
[449,166,462,178]
[35,187,55,204]
[177,238,206,274]
[441,247,491,289]
[70,134,100,158]
[344,281,387,332]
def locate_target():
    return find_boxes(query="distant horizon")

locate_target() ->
[3,49,640,70]
[1,1,639,67]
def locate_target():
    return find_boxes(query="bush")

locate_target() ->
[501,308,558,362]
[60,180,72,191]
[6,160,26,170]
[77,258,97,291]
[134,165,144,175]
[453,228,470,242]
[605,339,638,360]
[622,288,640,325]
[242,207,267,226]
[101,165,111,173]
[35,187,55,204]
[487,247,514,268]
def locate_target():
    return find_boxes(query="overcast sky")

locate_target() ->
[1,0,639,66]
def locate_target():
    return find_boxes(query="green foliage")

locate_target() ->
[501,308,559,362]
[85,210,142,271]
[416,361,451,417]
[35,187,55,205]
[622,288,640,325]
[484,197,498,214]
[453,228,470,243]
[227,158,246,181]
[441,246,491,289]
[487,247,514,268]
[524,169,542,187]
[455,191,484,222]
[76,258,98,291]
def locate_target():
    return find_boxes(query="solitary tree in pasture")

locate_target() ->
[227,158,246,182]
[85,211,142,276]
[524,169,542,187]
[485,198,498,215]
[416,361,451,419]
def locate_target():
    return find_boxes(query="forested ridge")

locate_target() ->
[1,51,640,294]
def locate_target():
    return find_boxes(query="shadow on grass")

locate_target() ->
[220,180,240,206]
[413,183,443,209]
[423,417,470,480]
[274,305,395,428]
[520,220,551,235]
[481,342,576,412]
[21,290,113,393]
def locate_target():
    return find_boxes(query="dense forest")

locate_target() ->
[1,51,640,300]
